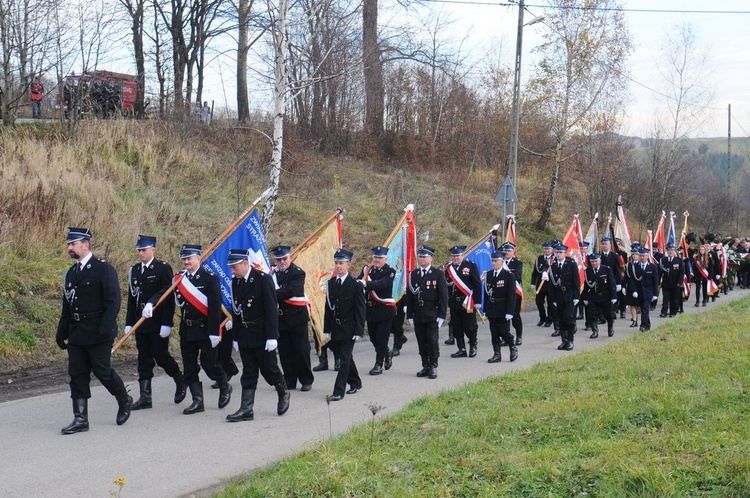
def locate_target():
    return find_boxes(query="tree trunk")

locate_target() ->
[362,0,383,136]
[236,0,250,122]
[534,139,562,231]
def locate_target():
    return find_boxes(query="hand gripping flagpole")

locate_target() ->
[461,224,500,324]
[112,186,274,355]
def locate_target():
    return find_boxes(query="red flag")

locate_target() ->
[562,214,586,291]
[654,211,666,255]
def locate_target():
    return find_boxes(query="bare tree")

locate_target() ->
[118,0,148,117]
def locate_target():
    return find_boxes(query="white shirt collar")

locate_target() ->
[243,268,252,281]
[142,257,155,268]
[78,253,93,268]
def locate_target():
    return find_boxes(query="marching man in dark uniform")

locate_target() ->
[547,243,580,351]
[484,249,518,363]
[444,245,481,358]
[405,246,449,379]
[503,242,524,345]
[357,246,397,375]
[125,235,185,410]
[615,238,629,318]
[531,242,555,328]
[324,249,365,401]
[581,253,617,339]
[56,227,131,434]
[628,247,660,331]
[659,243,685,318]
[599,237,622,319]
[225,249,289,421]
[174,244,232,414]
[271,245,314,391]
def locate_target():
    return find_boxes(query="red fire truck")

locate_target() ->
[57,70,138,118]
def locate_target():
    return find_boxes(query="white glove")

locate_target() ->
[403,305,408,314]
[652,296,658,301]
[324,333,331,340]
[616,285,622,292]
[552,302,558,307]
[124,325,132,335]
[611,299,618,304]
[357,279,366,286]
[475,304,482,311]
[622,288,627,296]
[715,275,721,280]
[225,320,233,330]
[583,300,588,306]
[541,272,549,281]
[436,318,444,328]
[408,318,414,326]
[352,335,361,341]
[159,326,171,338]
[209,335,220,348]
[265,339,278,351]
[632,292,638,299]
[573,299,579,306]
[504,314,513,320]
[142,303,154,318]
[233,341,239,351]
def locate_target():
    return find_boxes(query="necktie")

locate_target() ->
[141,264,146,274]
[594,268,598,275]
[337,277,342,285]
[74,262,80,276]
[421,269,425,278]
[642,264,645,271]
[494,271,499,278]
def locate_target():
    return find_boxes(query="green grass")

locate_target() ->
[217,297,750,497]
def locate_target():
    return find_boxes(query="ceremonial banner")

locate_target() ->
[505,215,517,256]
[464,226,498,309]
[667,211,677,247]
[613,197,632,254]
[292,211,343,347]
[583,213,599,255]
[202,208,270,310]
[654,211,666,254]
[384,204,417,302]
[645,230,657,265]
[562,214,586,291]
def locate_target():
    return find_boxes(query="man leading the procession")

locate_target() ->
[324,249,365,401]
[531,242,555,328]
[357,246,397,375]
[503,242,524,345]
[546,243,580,351]
[444,245,482,358]
[581,253,617,339]
[484,249,519,363]
[628,247,660,331]
[659,243,685,318]
[405,246,449,379]
[174,244,232,414]
[125,235,186,410]
[271,245,314,392]
[225,249,289,421]
[56,227,131,434]
[599,237,622,320]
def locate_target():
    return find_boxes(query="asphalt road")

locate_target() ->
[1,291,744,497]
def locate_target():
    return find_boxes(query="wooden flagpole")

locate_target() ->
[112,187,273,354]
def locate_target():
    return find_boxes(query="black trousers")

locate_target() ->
[661,287,680,316]
[391,299,406,347]
[535,288,553,323]
[448,307,477,350]
[640,296,653,329]
[414,320,440,367]
[278,324,314,388]
[586,299,614,329]
[238,346,285,390]
[135,332,181,380]
[67,341,127,399]
[488,317,514,351]
[331,338,361,396]
[694,279,708,303]
[215,333,240,379]
[367,317,392,364]
[180,339,226,385]
[555,299,576,340]
[511,299,523,339]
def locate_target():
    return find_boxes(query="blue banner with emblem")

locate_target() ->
[386,227,406,301]
[465,234,496,307]
[201,208,270,309]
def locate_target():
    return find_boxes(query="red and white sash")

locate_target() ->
[446,264,475,312]
[362,265,397,307]
[693,260,718,295]
[174,273,208,316]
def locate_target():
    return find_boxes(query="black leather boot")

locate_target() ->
[218,377,233,409]
[183,382,204,414]
[509,346,519,362]
[590,327,599,339]
[226,388,255,422]
[173,373,187,404]
[275,381,290,415]
[369,363,383,375]
[61,398,89,434]
[131,379,152,410]
[487,346,501,363]
[116,393,133,426]
[334,357,341,371]
[313,356,328,372]
[469,343,478,357]
[608,324,614,337]
[384,350,393,370]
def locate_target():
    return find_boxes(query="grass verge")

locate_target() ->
[218,297,750,497]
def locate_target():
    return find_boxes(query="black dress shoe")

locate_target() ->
[544,321,553,328]
[515,337,522,346]
[563,342,574,351]
[659,313,668,318]
[620,311,626,319]
[536,319,545,326]
[551,330,560,337]
[384,352,393,370]
[608,325,614,337]
[639,326,647,331]
[590,330,598,339]
[346,386,361,395]
[313,360,328,372]
[369,364,383,375]
[428,367,437,379]
[487,353,501,363]
[444,337,455,345]
[334,358,341,371]
[416,367,430,377]
[451,349,468,358]
[584,325,591,331]
[630,320,637,328]
[391,349,400,357]
[509,347,518,362]
[694,303,699,307]
[300,384,312,392]
[329,394,343,401]
[557,342,567,350]
[469,345,477,357]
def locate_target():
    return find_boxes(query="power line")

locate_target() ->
[419,0,750,15]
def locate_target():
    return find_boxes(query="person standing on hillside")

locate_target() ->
[628,247,659,331]
[405,246,448,379]
[324,249,365,401]
[56,227,132,434]
[484,249,518,363]
[531,242,555,328]
[503,242,524,346]
[548,243,580,351]
[174,244,232,414]
[444,245,481,359]
[271,245,314,392]
[30,76,44,118]
[659,243,684,318]
[125,235,186,410]
[581,254,617,339]
[225,249,290,421]
[357,246,397,375]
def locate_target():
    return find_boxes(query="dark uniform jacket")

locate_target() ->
[57,255,120,346]
[659,256,685,288]
[444,260,481,310]
[626,261,659,300]
[549,257,581,302]
[231,268,279,348]
[125,259,175,333]
[531,254,554,288]
[482,268,517,318]
[175,268,222,342]
[505,257,523,286]
[405,266,448,323]
[600,251,622,284]
[358,263,396,322]
[324,274,366,341]
[274,263,309,330]
[581,265,617,302]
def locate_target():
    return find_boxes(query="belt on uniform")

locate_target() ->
[453,297,463,302]
[334,317,352,325]
[487,297,506,303]
[182,318,206,327]
[241,320,259,328]
[138,302,146,310]
[556,286,567,291]
[71,310,104,322]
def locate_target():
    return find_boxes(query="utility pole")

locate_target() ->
[507,0,525,217]
[727,103,731,193]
